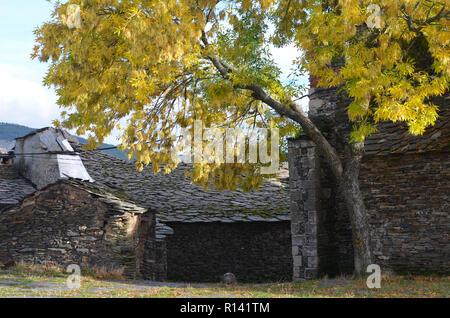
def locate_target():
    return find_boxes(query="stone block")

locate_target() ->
[301,180,317,190]
[304,199,317,212]
[293,267,301,280]
[291,222,301,235]
[307,210,317,223]
[293,255,302,267]
[308,256,318,267]
[299,140,316,148]
[305,247,318,257]
[292,235,304,246]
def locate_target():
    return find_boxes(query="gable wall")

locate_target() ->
[14,132,61,189]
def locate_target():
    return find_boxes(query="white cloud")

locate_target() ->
[0,62,60,129]
[0,63,122,145]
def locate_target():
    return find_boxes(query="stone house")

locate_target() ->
[288,88,449,280]
[3,94,446,283]
[0,127,292,283]
[77,145,292,283]
[0,129,157,279]
[0,179,155,279]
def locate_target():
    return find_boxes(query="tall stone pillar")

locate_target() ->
[288,136,320,280]
[287,84,356,280]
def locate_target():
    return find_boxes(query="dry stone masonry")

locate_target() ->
[289,87,449,280]
[288,138,320,280]
[0,179,156,279]
[0,127,293,283]
[165,221,292,283]
[360,152,449,272]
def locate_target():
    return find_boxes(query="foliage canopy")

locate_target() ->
[33,0,449,189]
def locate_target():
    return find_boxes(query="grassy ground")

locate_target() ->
[0,264,448,298]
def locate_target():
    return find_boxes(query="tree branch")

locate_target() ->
[293,86,344,102]
[401,2,449,33]
[244,83,344,178]
[200,32,344,178]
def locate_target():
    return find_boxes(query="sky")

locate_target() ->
[0,1,308,145]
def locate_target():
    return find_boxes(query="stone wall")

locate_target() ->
[0,182,156,279]
[288,137,320,280]
[360,152,450,273]
[0,164,18,179]
[288,137,353,281]
[289,85,450,279]
[165,221,292,283]
[289,137,449,279]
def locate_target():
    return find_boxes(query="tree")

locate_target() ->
[33,0,449,277]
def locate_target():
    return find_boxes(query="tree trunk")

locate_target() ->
[340,142,372,277]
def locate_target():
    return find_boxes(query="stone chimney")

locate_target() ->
[13,127,94,189]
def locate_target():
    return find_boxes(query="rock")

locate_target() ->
[222,272,236,284]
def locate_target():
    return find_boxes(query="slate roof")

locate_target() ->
[5,94,447,222]
[364,94,450,156]
[0,176,36,207]
[1,177,149,215]
[60,178,149,215]
[75,145,291,223]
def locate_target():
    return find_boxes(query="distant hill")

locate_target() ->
[0,122,129,161]
[0,123,35,141]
